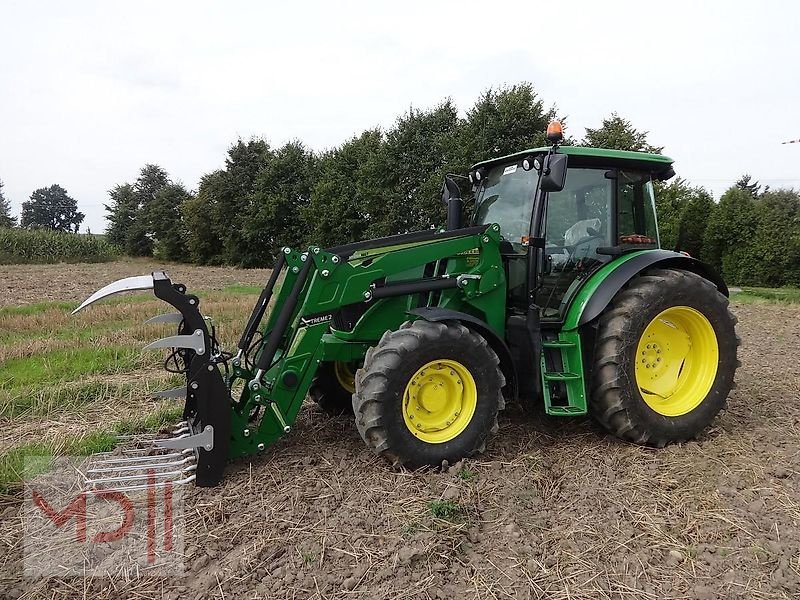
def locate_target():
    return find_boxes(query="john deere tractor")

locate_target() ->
[74,122,738,490]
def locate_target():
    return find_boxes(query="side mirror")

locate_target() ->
[441,176,462,204]
[540,153,568,193]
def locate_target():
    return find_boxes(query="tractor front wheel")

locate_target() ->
[353,320,505,468]
[308,361,357,415]
[590,268,738,446]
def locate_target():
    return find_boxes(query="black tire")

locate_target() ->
[308,362,355,415]
[353,320,505,468]
[590,268,739,447]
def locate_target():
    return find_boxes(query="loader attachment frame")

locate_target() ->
[75,271,231,488]
[149,272,231,487]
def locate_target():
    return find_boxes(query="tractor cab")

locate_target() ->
[470,140,674,320]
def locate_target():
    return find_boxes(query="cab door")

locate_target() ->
[535,167,615,320]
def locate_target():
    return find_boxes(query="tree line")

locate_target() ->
[0,181,85,232]
[0,181,114,264]
[2,83,798,286]
[105,84,559,266]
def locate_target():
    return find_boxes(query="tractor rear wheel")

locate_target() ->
[353,320,505,468]
[308,361,357,415]
[590,268,738,446]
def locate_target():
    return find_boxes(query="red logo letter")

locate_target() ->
[91,490,135,543]
[31,490,87,543]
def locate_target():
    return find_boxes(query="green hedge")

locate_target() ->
[0,228,118,264]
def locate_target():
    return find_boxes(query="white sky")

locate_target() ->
[1,0,799,233]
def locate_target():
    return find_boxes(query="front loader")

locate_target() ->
[74,121,739,490]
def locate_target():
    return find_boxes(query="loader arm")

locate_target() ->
[73,223,506,487]
[228,223,507,458]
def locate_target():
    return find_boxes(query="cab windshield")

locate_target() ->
[473,162,538,249]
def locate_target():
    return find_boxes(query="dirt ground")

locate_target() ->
[1,262,800,599]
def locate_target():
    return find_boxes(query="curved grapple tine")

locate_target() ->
[151,386,186,399]
[72,275,154,314]
[143,329,206,354]
[145,313,184,325]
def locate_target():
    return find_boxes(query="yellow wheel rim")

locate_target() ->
[635,306,719,417]
[334,362,356,394]
[402,359,477,444]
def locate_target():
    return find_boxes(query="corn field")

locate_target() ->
[0,228,118,264]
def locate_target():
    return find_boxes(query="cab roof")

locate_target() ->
[472,145,674,173]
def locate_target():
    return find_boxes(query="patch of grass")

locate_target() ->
[428,499,462,521]
[1,380,113,417]
[0,319,134,345]
[0,301,76,317]
[401,522,420,536]
[0,374,182,418]
[221,284,263,295]
[301,550,318,565]
[0,346,143,391]
[732,287,800,304]
[64,431,118,455]
[114,405,184,435]
[0,443,53,495]
[457,467,475,482]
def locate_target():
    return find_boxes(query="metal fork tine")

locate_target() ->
[85,464,196,486]
[151,387,186,399]
[144,313,184,325]
[88,456,195,474]
[88,449,192,466]
[93,445,170,457]
[89,474,197,493]
[143,330,205,354]
[93,448,143,457]
[111,425,187,441]
[115,433,160,441]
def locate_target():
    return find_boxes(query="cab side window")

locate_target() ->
[543,167,614,264]
[617,171,659,244]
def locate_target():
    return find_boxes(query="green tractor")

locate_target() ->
[74,122,738,490]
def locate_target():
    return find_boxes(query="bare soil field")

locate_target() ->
[1,262,800,599]
[0,259,270,307]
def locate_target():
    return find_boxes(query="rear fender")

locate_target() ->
[564,250,728,330]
